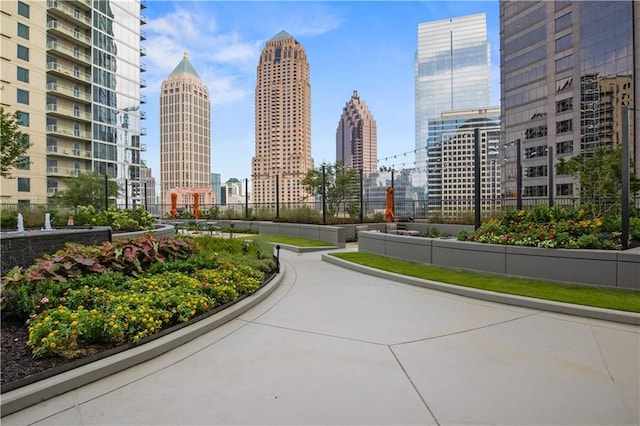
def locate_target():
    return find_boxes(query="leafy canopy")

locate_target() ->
[57,171,119,210]
[302,162,360,217]
[556,145,639,218]
[1,108,30,178]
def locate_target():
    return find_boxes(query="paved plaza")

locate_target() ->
[2,248,639,425]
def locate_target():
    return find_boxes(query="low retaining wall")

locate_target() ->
[0,227,112,275]
[259,222,345,248]
[111,223,176,241]
[358,231,640,290]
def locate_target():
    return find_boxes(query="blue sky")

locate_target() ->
[142,1,500,187]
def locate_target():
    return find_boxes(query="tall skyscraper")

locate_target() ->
[0,0,146,205]
[336,90,377,172]
[500,1,638,201]
[160,52,211,205]
[252,30,313,205]
[427,108,501,217]
[415,14,491,195]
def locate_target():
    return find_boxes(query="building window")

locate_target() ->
[556,183,573,196]
[556,98,573,113]
[556,119,573,134]
[17,22,29,39]
[17,1,29,17]
[16,155,30,170]
[555,12,572,32]
[16,111,29,126]
[555,34,572,53]
[555,55,573,73]
[17,66,29,82]
[556,140,573,155]
[17,45,29,61]
[17,88,29,105]
[17,177,30,192]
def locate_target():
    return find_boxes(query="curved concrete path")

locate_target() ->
[2,249,639,425]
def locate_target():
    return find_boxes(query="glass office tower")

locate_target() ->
[500,1,638,202]
[415,14,491,196]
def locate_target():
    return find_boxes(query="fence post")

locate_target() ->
[245,178,249,219]
[622,105,630,250]
[548,148,554,207]
[359,168,363,223]
[474,128,481,230]
[104,174,108,211]
[322,165,326,225]
[275,174,279,219]
[516,138,523,210]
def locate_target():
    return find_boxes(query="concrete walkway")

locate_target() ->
[3,249,639,425]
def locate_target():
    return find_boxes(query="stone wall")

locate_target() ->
[1,227,112,275]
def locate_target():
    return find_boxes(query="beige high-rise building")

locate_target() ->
[0,0,146,206]
[336,90,377,172]
[160,52,211,206]
[252,30,313,205]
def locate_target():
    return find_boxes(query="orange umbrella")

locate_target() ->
[170,193,178,218]
[193,192,200,219]
[384,186,395,223]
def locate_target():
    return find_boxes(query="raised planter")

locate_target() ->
[357,231,640,290]
[1,224,176,275]
[0,227,112,275]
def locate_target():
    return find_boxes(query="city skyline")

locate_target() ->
[142,1,501,187]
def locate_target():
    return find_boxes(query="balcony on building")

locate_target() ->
[46,61,91,84]
[140,46,147,57]
[46,166,89,177]
[46,82,91,103]
[46,41,91,65]
[140,95,147,104]
[140,78,147,88]
[46,0,92,28]
[140,30,146,41]
[46,145,91,158]
[46,124,91,140]
[46,20,91,47]
[140,0,147,9]
[140,14,147,25]
[46,103,91,122]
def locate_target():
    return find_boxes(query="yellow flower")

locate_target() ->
[41,337,47,343]
[71,321,78,327]
[44,317,50,322]
[36,323,43,328]
[50,342,56,349]
[112,324,119,329]
[131,316,137,321]
[78,305,84,310]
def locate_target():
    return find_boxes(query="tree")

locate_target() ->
[57,172,119,211]
[1,108,30,178]
[302,162,360,217]
[556,145,639,217]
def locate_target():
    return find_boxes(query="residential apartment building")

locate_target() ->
[336,90,377,172]
[500,1,639,202]
[0,0,147,206]
[427,108,501,217]
[160,52,211,208]
[415,13,491,196]
[252,30,313,206]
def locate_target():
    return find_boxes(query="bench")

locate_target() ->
[386,223,419,236]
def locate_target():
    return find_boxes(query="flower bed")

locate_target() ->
[458,205,639,250]
[1,235,276,361]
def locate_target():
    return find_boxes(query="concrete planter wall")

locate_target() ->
[258,222,345,248]
[358,231,640,290]
[111,223,176,241]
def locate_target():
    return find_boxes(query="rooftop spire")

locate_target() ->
[169,51,201,79]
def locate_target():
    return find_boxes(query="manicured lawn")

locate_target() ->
[255,234,334,247]
[330,252,640,313]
